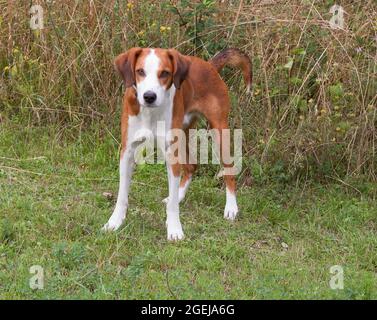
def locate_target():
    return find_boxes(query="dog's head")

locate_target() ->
[115,48,190,108]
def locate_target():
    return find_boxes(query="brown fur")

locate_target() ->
[210,48,252,90]
[115,48,252,194]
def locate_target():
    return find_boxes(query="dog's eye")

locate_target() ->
[136,69,145,77]
[160,70,170,78]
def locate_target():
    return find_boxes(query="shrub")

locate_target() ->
[1,0,376,181]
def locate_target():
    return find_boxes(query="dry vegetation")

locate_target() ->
[1,0,376,182]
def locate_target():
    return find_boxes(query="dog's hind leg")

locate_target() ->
[206,109,239,221]
[222,163,239,221]
[215,125,239,221]
[178,162,196,201]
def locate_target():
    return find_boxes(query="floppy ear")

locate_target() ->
[114,47,142,88]
[168,49,190,90]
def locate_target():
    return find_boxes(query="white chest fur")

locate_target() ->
[127,86,176,148]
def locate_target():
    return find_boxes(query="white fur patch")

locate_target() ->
[136,49,171,108]
[102,148,134,231]
[224,187,238,221]
[166,167,184,241]
[162,176,192,204]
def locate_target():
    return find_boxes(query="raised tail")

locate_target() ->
[209,48,252,93]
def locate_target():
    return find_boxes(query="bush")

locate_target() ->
[1,0,376,181]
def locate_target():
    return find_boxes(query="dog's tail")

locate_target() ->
[209,48,252,93]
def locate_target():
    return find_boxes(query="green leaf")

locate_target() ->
[329,83,344,98]
[290,77,303,85]
[291,48,306,56]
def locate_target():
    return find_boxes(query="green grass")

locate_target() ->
[0,122,376,299]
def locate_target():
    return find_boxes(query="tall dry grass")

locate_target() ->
[0,0,376,182]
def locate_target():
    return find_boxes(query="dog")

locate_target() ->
[102,47,252,240]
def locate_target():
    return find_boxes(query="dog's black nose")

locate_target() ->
[143,91,157,104]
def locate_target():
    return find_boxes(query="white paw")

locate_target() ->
[101,211,125,232]
[166,221,184,241]
[224,203,238,221]
[162,197,169,204]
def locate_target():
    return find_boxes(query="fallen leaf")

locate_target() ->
[102,192,113,200]
[281,242,289,249]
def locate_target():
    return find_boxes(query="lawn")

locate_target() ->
[0,122,376,299]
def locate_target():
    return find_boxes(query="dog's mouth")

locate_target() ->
[142,102,159,108]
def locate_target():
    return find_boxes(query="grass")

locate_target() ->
[1,0,375,300]
[0,122,376,299]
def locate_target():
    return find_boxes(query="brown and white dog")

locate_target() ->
[102,47,252,240]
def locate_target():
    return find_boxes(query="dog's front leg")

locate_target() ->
[166,162,184,241]
[164,90,186,241]
[102,147,135,231]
